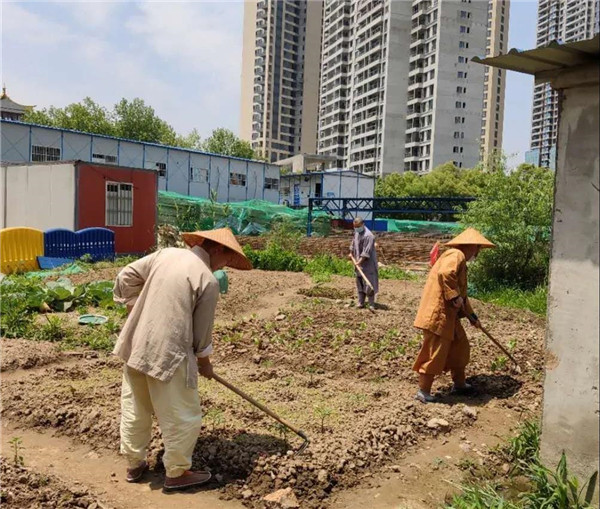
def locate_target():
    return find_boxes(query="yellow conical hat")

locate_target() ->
[445,227,495,248]
[181,228,252,270]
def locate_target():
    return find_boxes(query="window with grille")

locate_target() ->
[92,153,117,164]
[32,145,61,162]
[156,162,167,177]
[230,172,247,186]
[190,167,209,183]
[106,182,133,227]
[264,177,279,190]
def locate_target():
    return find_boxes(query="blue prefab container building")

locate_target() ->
[0,120,282,203]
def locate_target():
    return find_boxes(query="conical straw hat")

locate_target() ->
[181,228,253,270]
[445,227,495,248]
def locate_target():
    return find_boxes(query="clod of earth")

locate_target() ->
[263,487,300,508]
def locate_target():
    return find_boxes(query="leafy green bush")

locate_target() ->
[243,244,306,272]
[0,276,121,317]
[376,162,491,199]
[266,218,303,252]
[462,165,554,291]
[305,255,354,283]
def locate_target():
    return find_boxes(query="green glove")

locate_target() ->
[213,270,229,294]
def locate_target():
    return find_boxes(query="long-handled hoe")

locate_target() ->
[212,373,310,453]
[478,325,523,375]
[460,306,522,374]
[350,254,376,313]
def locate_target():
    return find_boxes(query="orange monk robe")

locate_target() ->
[412,248,475,375]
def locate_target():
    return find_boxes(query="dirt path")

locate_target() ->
[330,405,521,509]
[1,421,244,509]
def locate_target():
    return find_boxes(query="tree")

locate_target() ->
[174,129,202,150]
[202,128,257,159]
[461,164,554,290]
[23,96,204,150]
[375,162,490,198]
[113,98,178,145]
[23,97,115,136]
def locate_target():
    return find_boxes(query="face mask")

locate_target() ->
[355,226,365,234]
[213,270,229,294]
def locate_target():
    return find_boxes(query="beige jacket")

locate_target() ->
[413,248,475,338]
[113,246,219,388]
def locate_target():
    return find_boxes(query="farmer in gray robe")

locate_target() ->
[349,217,379,310]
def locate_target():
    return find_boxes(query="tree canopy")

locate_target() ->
[461,163,555,290]
[201,128,257,159]
[23,97,259,159]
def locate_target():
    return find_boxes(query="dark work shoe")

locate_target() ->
[451,383,475,395]
[415,390,438,403]
[164,470,212,491]
[126,461,148,483]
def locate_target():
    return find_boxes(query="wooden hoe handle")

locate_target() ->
[212,373,309,452]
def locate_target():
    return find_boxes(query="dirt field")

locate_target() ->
[1,268,545,508]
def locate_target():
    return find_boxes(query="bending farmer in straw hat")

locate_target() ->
[112,228,251,490]
[412,228,495,403]
[349,217,379,311]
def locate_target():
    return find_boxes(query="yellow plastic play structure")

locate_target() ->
[0,227,44,274]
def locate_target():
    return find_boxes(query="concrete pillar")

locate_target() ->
[541,66,599,490]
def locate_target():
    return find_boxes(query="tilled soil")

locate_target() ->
[0,456,109,508]
[0,338,64,372]
[238,233,448,265]
[1,275,545,508]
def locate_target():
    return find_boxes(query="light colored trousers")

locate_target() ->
[120,363,203,478]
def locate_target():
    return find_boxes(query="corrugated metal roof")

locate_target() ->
[0,119,274,166]
[472,34,599,81]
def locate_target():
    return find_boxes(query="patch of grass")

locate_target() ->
[0,298,35,338]
[446,482,520,508]
[63,323,116,352]
[379,265,420,281]
[305,254,354,283]
[473,286,547,315]
[447,421,598,509]
[34,315,73,343]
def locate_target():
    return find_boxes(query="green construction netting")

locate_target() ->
[26,263,87,278]
[386,219,462,235]
[157,191,334,236]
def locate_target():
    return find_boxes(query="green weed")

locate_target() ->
[35,315,72,343]
[473,286,547,316]
[491,355,509,372]
[9,437,24,466]
[314,405,333,433]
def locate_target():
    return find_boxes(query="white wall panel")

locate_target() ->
[1,163,76,230]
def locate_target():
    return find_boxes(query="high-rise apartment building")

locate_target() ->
[481,0,509,161]
[317,0,503,176]
[528,0,599,168]
[240,0,323,163]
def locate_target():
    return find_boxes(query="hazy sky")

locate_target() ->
[2,0,538,166]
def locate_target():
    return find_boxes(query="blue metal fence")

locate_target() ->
[43,227,115,262]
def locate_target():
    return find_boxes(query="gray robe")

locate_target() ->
[350,227,379,295]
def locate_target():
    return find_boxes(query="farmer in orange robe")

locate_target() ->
[412,228,495,403]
